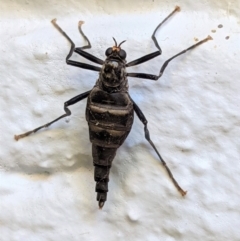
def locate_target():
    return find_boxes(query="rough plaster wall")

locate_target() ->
[0,0,240,240]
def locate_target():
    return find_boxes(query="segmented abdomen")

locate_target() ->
[86,86,134,207]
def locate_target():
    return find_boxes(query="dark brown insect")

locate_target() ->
[14,6,212,208]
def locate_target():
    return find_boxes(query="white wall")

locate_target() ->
[0,0,240,240]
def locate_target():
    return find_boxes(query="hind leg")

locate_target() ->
[131,98,187,196]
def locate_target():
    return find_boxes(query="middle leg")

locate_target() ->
[127,35,212,80]
[14,90,91,141]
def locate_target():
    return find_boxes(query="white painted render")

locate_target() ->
[0,1,239,240]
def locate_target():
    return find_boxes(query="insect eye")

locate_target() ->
[119,49,126,59]
[105,47,113,56]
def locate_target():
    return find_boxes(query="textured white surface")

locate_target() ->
[0,0,240,240]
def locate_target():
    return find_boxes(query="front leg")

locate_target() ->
[126,6,181,68]
[51,19,103,71]
[131,97,187,196]
[126,5,212,80]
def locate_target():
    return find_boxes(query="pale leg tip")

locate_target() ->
[181,190,187,196]
[51,18,57,24]
[78,21,85,26]
[175,6,181,12]
[207,35,213,40]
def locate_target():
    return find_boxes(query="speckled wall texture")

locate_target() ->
[0,0,239,240]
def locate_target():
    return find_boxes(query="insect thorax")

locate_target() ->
[97,60,128,93]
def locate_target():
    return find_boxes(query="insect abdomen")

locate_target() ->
[92,144,117,208]
[86,86,134,207]
[86,86,134,147]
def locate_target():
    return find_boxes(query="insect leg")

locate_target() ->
[66,60,101,72]
[131,98,187,196]
[126,51,161,68]
[51,19,104,67]
[14,90,91,141]
[77,20,92,50]
[126,6,180,67]
[74,21,104,65]
[152,6,181,52]
[127,35,212,80]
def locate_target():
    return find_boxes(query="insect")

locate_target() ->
[15,6,212,208]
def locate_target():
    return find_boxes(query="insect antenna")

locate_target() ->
[112,37,118,47]
[118,40,126,48]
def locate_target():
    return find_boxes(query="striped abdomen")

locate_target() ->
[86,86,134,208]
